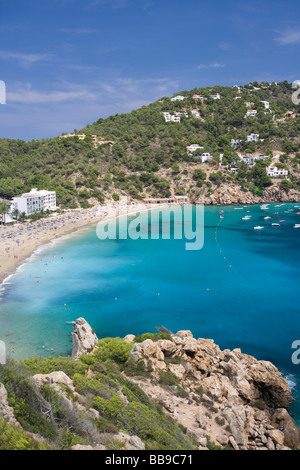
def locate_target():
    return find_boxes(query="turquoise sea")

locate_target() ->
[0,203,299,424]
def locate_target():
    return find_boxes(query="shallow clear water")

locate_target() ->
[0,203,299,423]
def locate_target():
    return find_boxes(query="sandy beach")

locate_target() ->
[0,202,158,285]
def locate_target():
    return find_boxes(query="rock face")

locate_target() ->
[127,330,300,450]
[0,383,21,428]
[196,182,300,206]
[72,317,98,359]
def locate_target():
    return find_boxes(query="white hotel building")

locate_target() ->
[11,188,57,216]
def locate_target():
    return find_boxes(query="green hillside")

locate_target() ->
[0,80,300,209]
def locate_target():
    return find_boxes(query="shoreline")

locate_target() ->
[1,199,299,288]
[0,202,168,287]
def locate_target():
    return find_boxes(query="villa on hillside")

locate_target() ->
[231,139,242,149]
[187,144,204,153]
[266,166,289,178]
[285,111,298,119]
[247,133,260,142]
[210,93,220,100]
[245,110,257,118]
[59,133,115,147]
[60,133,86,140]
[170,95,185,102]
[193,152,213,163]
[261,101,270,109]
[191,110,201,118]
[192,94,204,101]
[236,152,270,168]
[162,111,188,122]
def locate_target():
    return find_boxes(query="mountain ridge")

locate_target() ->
[0,80,300,211]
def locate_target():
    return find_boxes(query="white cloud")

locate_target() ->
[0,51,53,68]
[275,29,300,45]
[197,63,224,70]
[8,85,96,104]
[2,75,181,139]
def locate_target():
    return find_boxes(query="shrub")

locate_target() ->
[158,371,179,386]
[0,418,50,450]
[93,338,132,365]
[134,333,172,343]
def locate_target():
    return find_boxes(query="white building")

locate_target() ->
[210,93,220,100]
[242,154,255,166]
[231,139,242,149]
[162,111,188,122]
[187,144,204,153]
[191,110,201,118]
[245,110,257,118]
[230,165,239,174]
[261,101,270,109]
[170,95,185,102]
[266,166,288,178]
[245,102,254,108]
[162,112,181,122]
[236,152,270,168]
[247,133,260,142]
[254,152,269,161]
[195,153,213,163]
[11,188,57,216]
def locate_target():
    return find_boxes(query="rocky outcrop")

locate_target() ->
[196,182,300,206]
[127,330,300,450]
[0,383,21,429]
[72,317,98,359]
[69,433,145,451]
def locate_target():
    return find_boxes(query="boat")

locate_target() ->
[271,223,280,226]
[242,216,251,220]
[264,216,271,220]
[294,224,300,228]
[254,226,264,230]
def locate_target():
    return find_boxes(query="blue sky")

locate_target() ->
[0,0,299,141]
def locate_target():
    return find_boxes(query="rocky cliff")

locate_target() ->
[126,329,300,450]
[0,320,299,451]
[196,183,300,206]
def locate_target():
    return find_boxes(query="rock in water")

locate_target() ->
[72,317,98,359]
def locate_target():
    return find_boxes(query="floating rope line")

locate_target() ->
[215,212,232,270]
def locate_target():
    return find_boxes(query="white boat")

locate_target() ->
[272,223,280,226]
[254,226,264,230]
[294,224,300,228]
[264,216,271,220]
[242,216,251,220]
